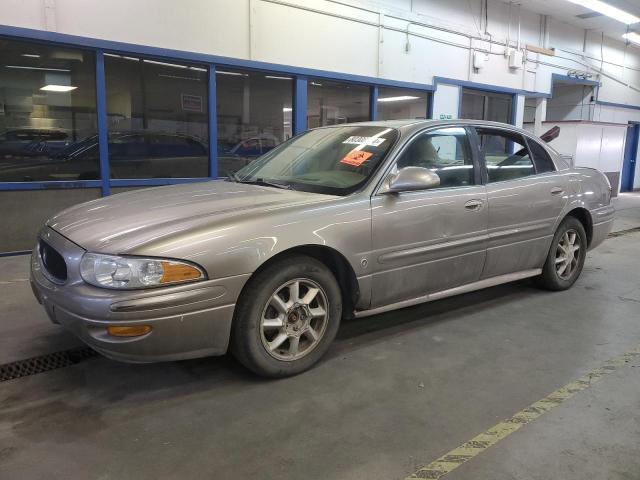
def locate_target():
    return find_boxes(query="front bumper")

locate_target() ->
[31,227,250,362]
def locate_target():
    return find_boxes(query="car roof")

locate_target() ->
[319,119,537,138]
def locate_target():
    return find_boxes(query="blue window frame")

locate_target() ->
[0,25,438,194]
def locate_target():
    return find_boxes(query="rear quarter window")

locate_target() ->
[527,138,556,173]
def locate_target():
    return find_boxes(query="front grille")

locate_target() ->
[39,239,67,282]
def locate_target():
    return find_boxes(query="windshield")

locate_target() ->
[233,125,399,195]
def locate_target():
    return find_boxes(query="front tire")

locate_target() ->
[231,254,342,377]
[536,216,587,291]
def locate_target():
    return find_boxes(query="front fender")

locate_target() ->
[132,195,374,307]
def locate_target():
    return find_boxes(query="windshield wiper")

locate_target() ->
[226,170,241,182]
[237,178,293,190]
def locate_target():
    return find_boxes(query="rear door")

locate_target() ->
[370,126,488,308]
[474,126,568,278]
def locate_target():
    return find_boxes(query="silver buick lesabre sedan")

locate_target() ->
[31,120,614,377]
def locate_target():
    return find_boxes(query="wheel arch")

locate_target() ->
[564,207,593,247]
[239,244,361,319]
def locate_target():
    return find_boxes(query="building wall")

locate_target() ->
[2,0,640,251]
[2,0,640,110]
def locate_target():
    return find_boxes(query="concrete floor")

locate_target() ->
[1,194,639,480]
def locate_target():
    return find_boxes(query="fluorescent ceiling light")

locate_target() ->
[143,59,188,69]
[283,107,293,112]
[265,75,292,80]
[21,54,41,58]
[5,65,70,72]
[104,53,140,61]
[565,0,640,24]
[189,67,207,72]
[378,95,420,102]
[40,84,77,92]
[310,82,323,86]
[623,32,640,45]
[216,70,248,76]
[158,74,202,81]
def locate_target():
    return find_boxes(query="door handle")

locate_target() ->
[550,187,564,196]
[464,199,484,211]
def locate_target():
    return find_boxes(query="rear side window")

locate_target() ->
[476,128,534,183]
[527,138,556,173]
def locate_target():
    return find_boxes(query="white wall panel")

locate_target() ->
[431,84,460,120]
[251,1,378,75]
[597,125,626,173]
[2,0,640,110]
[514,94,525,128]
[547,121,626,175]
[54,0,251,59]
[379,26,469,83]
[0,0,43,29]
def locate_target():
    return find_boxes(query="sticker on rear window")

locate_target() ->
[340,150,373,167]
[342,136,386,146]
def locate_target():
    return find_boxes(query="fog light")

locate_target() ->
[107,325,152,337]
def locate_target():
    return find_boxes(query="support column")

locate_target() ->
[294,77,308,135]
[95,50,110,196]
[208,65,218,178]
[431,84,460,120]
[534,98,548,136]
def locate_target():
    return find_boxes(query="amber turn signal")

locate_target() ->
[160,261,203,284]
[107,325,152,337]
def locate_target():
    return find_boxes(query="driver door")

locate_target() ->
[370,126,488,308]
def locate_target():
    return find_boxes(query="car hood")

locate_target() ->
[47,180,333,253]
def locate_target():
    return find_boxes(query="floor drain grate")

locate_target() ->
[0,347,99,382]
[608,226,640,238]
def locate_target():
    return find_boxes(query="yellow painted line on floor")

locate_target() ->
[406,344,640,479]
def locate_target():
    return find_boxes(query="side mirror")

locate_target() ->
[379,166,440,194]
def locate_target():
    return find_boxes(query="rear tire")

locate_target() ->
[231,254,342,377]
[536,216,587,291]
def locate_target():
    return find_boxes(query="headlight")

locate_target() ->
[80,253,206,289]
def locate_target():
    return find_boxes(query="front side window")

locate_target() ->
[394,127,474,188]
[104,54,209,179]
[476,128,534,182]
[0,39,98,182]
[234,126,398,195]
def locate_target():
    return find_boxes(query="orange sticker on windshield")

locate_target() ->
[340,150,373,167]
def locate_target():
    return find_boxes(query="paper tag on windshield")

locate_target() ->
[343,136,386,147]
[340,150,373,167]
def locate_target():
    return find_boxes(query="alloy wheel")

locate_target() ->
[555,229,580,280]
[260,278,329,361]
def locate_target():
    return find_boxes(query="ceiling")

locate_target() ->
[515,0,640,40]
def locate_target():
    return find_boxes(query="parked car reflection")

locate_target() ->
[0,128,71,159]
[217,134,280,174]
[0,131,210,181]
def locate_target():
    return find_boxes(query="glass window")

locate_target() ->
[461,89,513,124]
[477,128,534,182]
[216,69,293,177]
[527,138,556,173]
[307,80,369,128]
[377,87,429,120]
[234,125,398,196]
[0,39,98,181]
[395,127,474,188]
[104,54,209,178]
